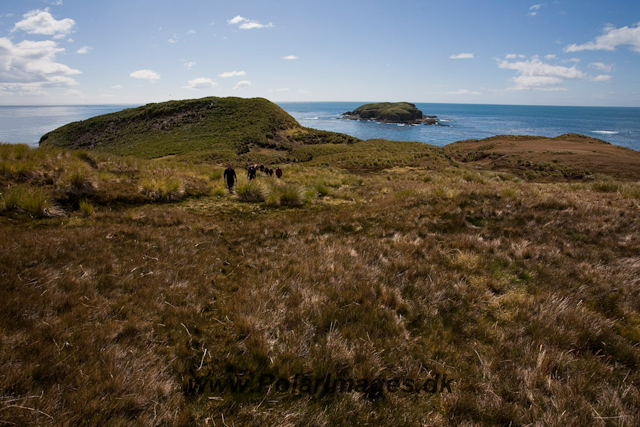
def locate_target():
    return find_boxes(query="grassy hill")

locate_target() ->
[39,97,360,162]
[446,133,640,181]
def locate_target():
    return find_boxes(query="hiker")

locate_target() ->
[223,164,237,193]
[275,166,282,179]
[248,164,257,180]
[268,167,274,177]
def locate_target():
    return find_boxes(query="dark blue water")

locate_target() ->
[1,103,638,152]
[278,102,640,152]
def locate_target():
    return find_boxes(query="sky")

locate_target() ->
[0,0,639,106]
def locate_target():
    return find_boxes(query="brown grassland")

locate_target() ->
[1,135,640,426]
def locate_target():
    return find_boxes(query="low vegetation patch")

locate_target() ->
[2,139,640,426]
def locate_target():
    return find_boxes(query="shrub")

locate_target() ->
[236,181,265,202]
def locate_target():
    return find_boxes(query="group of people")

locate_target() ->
[223,164,283,193]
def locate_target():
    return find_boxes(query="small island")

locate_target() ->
[341,102,443,125]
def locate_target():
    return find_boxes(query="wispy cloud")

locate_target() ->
[497,55,610,91]
[565,22,640,53]
[218,71,246,78]
[183,77,217,90]
[233,80,251,90]
[528,4,544,17]
[184,61,196,70]
[130,69,160,81]
[111,85,122,90]
[227,15,274,30]
[282,55,298,60]
[77,46,91,54]
[445,89,482,95]
[589,62,614,72]
[11,9,75,39]
[450,53,474,59]
[591,75,612,82]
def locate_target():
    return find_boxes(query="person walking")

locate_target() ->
[223,164,237,193]
[248,164,257,180]
[275,166,282,179]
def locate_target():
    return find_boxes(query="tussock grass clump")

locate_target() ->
[139,176,185,201]
[79,198,94,217]
[58,166,97,197]
[237,180,265,202]
[266,183,305,207]
[592,180,621,193]
[620,182,640,199]
[1,185,51,216]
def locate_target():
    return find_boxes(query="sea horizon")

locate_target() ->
[1,101,639,152]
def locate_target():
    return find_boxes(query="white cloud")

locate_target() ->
[227,15,245,25]
[111,85,123,89]
[545,54,556,60]
[282,55,298,60]
[218,71,246,78]
[505,54,517,59]
[187,29,196,34]
[228,15,274,30]
[564,22,640,53]
[445,89,482,95]
[591,75,612,82]
[11,9,75,39]
[498,56,592,90]
[298,90,310,94]
[450,53,474,59]
[184,61,196,70]
[233,80,251,90]
[77,46,91,54]
[130,69,160,81]
[0,37,80,96]
[589,62,614,72]
[183,77,217,90]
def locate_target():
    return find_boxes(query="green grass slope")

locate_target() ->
[39,97,359,161]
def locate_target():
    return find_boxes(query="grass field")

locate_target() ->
[1,137,640,426]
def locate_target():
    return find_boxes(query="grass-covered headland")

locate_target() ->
[2,97,640,426]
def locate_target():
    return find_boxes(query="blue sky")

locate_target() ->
[1,0,639,106]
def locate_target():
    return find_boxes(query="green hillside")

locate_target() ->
[39,97,359,161]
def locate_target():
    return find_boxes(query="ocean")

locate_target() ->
[1,102,639,152]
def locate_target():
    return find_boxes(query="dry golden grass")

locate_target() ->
[1,144,640,426]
